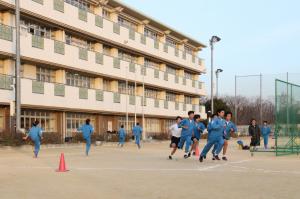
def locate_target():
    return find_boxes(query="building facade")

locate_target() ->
[0,0,206,141]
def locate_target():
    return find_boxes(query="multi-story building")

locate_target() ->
[0,0,206,141]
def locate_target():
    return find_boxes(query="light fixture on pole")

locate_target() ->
[215,68,223,98]
[209,35,221,114]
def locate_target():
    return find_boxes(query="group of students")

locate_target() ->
[22,118,144,158]
[168,109,237,162]
[22,110,271,159]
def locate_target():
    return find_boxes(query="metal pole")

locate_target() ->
[15,0,21,134]
[234,75,237,125]
[210,41,214,113]
[216,71,219,98]
[260,73,262,125]
[134,69,137,125]
[142,67,145,140]
[125,65,129,134]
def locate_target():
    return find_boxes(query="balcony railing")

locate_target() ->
[23,0,206,72]
[0,23,13,41]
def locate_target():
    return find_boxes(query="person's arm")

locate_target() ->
[231,123,237,133]
[248,126,253,136]
[178,120,188,129]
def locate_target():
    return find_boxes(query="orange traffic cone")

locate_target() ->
[195,146,200,157]
[56,153,69,172]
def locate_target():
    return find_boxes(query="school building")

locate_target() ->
[0,0,206,141]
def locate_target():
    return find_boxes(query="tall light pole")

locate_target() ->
[209,36,221,114]
[215,68,223,98]
[15,0,21,134]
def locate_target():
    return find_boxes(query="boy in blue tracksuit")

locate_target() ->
[212,111,237,161]
[132,123,143,149]
[190,114,206,155]
[261,121,271,149]
[178,111,195,159]
[118,125,126,147]
[78,119,94,156]
[199,109,225,162]
[23,121,43,158]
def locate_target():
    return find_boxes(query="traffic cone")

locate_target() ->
[56,153,69,172]
[195,146,200,157]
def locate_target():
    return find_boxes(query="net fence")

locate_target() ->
[275,79,300,156]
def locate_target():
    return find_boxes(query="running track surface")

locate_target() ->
[0,138,299,199]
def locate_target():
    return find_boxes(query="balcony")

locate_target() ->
[0,0,206,72]
[17,33,206,96]
[18,78,206,118]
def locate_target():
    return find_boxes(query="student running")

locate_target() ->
[23,120,43,158]
[168,116,182,160]
[199,109,225,162]
[190,114,206,156]
[77,119,94,156]
[178,111,196,159]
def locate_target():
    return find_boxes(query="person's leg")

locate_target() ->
[178,136,186,150]
[264,136,268,149]
[34,139,40,158]
[185,136,192,154]
[200,137,216,158]
[85,137,91,156]
[135,135,141,148]
[223,140,229,156]
[212,143,217,156]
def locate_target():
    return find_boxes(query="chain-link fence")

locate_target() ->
[275,79,300,156]
[229,73,300,126]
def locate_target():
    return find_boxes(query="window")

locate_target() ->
[144,58,159,69]
[144,28,158,40]
[118,81,135,95]
[145,88,158,99]
[20,20,52,39]
[65,34,93,50]
[166,65,176,75]
[166,92,176,102]
[118,16,137,31]
[0,109,5,130]
[66,72,93,88]
[64,0,92,12]
[165,119,175,131]
[118,50,137,63]
[146,118,161,134]
[21,110,56,132]
[166,37,177,48]
[184,96,192,104]
[36,66,55,82]
[103,79,111,91]
[102,9,110,19]
[103,45,111,56]
[118,116,135,133]
[184,71,193,80]
[66,112,95,137]
[184,45,193,54]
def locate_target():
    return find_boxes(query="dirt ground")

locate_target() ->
[0,138,299,199]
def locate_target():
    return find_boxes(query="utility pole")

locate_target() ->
[15,0,21,134]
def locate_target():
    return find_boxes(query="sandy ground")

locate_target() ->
[0,138,299,199]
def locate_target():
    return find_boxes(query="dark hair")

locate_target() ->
[225,112,233,117]
[176,116,182,120]
[188,111,194,115]
[121,125,124,128]
[33,120,39,126]
[216,109,225,114]
[250,118,256,124]
[194,114,200,120]
[136,122,139,125]
[263,121,268,123]
[86,119,90,125]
